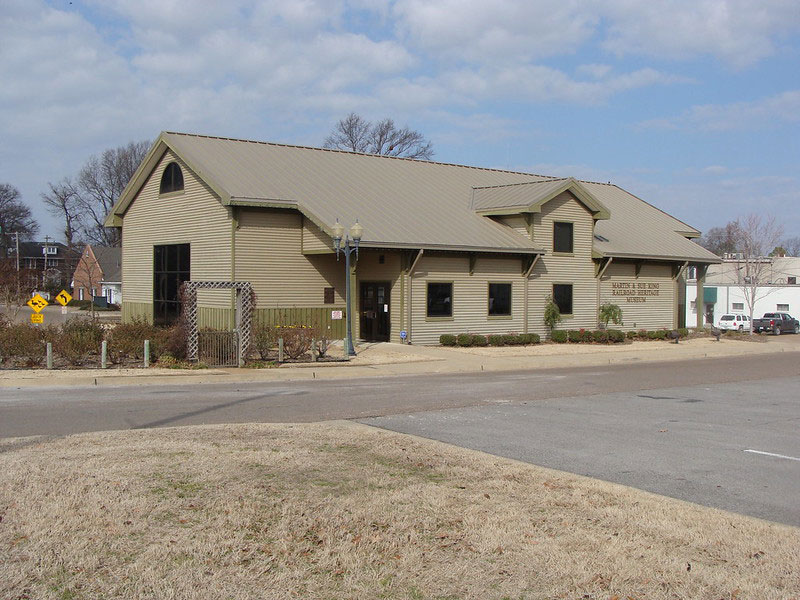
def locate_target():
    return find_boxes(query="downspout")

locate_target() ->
[522,254,541,334]
[407,249,424,343]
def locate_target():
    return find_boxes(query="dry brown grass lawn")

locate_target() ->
[1,422,798,600]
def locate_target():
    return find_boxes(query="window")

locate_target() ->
[159,162,184,194]
[553,284,573,315]
[324,287,335,304]
[427,282,452,318]
[78,288,84,301]
[789,277,797,285]
[732,302,744,311]
[553,222,573,253]
[777,304,790,312]
[154,243,190,325]
[488,283,512,316]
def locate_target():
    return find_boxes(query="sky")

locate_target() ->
[1,0,799,244]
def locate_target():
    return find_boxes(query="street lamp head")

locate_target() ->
[350,221,363,242]
[332,220,344,245]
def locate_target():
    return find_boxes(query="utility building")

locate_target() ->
[105,132,719,343]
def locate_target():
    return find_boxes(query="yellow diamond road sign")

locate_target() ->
[55,289,72,306]
[31,313,44,324]
[27,294,49,313]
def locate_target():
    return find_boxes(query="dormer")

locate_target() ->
[472,177,610,221]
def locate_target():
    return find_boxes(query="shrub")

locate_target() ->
[567,330,581,343]
[551,330,568,343]
[108,318,157,360]
[592,329,609,343]
[278,324,314,359]
[160,321,189,360]
[0,323,47,366]
[487,334,505,346]
[439,334,457,346]
[677,328,689,338]
[471,334,488,347]
[502,334,519,346]
[543,296,562,332]
[456,333,474,347]
[53,318,105,365]
[626,330,637,339]
[638,329,648,339]
[253,322,279,359]
[517,333,540,345]
[646,330,667,340]
[599,303,623,328]
[607,329,625,343]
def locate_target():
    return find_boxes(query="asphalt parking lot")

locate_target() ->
[361,375,800,526]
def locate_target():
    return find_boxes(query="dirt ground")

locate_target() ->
[1,422,798,600]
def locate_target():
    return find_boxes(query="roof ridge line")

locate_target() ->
[163,131,560,179]
[472,177,567,191]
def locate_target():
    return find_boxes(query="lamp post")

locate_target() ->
[332,220,363,356]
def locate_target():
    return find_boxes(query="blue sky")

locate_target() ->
[1,0,799,243]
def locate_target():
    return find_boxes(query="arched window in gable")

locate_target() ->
[159,162,184,195]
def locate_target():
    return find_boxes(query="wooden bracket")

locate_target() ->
[672,261,689,281]
[469,253,477,276]
[596,256,613,279]
[523,254,540,278]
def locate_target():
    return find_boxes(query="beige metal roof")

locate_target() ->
[110,131,719,262]
[472,177,611,220]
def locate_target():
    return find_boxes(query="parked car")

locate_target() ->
[717,313,751,331]
[752,312,800,335]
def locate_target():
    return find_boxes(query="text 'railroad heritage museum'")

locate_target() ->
[105,132,720,344]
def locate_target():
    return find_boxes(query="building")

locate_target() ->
[685,255,800,326]
[7,240,76,292]
[72,245,122,305]
[105,132,719,343]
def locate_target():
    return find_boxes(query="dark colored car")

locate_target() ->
[752,312,800,335]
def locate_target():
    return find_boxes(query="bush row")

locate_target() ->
[0,317,187,367]
[551,329,625,343]
[440,332,541,347]
[625,328,689,340]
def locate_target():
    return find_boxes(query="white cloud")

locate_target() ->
[599,0,800,69]
[639,90,800,131]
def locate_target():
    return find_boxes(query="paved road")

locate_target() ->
[2,351,799,525]
[1,352,799,438]
[361,377,800,526]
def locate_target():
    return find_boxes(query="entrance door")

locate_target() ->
[360,281,390,342]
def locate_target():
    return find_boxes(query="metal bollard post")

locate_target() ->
[101,340,108,369]
[278,337,284,363]
[46,343,53,370]
[144,339,150,368]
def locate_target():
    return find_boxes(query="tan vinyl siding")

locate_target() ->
[411,255,524,345]
[302,218,334,254]
[122,301,153,324]
[600,262,675,330]
[235,208,346,309]
[527,191,596,337]
[494,215,530,239]
[355,250,403,342]
[122,150,232,320]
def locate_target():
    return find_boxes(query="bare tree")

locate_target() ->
[324,113,434,160]
[697,221,742,256]
[0,183,39,259]
[781,236,800,256]
[41,179,82,249]
[736,214,785,334]
[73,140,150,246]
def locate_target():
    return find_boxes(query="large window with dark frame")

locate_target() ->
[552,284,573,315]
[488,282,512,316]
[153,243,190,326]
[427,282,453,318]
[553,221,573,253]
[159,162,184,195]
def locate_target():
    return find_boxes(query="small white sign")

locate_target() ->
[383,304,388,312]
[331,310,343,320]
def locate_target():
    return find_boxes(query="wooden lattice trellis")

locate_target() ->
[182,281,254,367]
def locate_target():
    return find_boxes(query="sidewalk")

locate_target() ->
[1,335,797,388]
